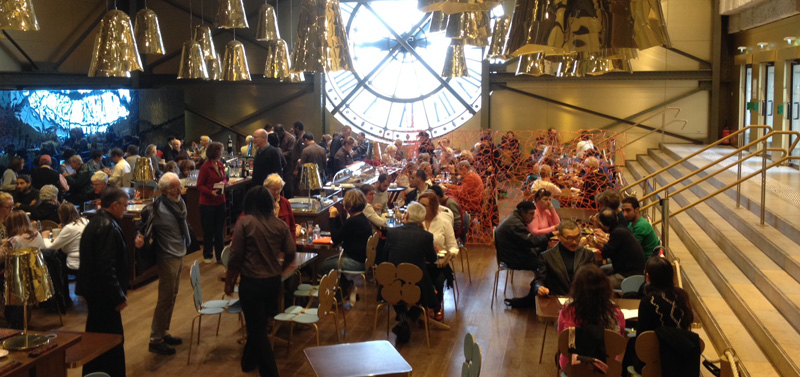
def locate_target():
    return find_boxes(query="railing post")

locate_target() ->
[661,111,666,146]
[660,194,669,250]
[761,138,768,225]
[651,177,658,221]
[736,130,743,208]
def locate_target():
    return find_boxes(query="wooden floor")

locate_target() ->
[14,243,559,377]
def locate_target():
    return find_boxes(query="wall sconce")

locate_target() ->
[784,37,797,46]
[757,42,769,49]
[737,46,749,53]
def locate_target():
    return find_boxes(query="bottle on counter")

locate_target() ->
[313,225,321,240]
[227,135,234,155]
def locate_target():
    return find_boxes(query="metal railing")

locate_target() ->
[608,106,682,142]
[622,125,800,250]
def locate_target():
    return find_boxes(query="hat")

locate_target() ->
[39,154,52,165]
[39,185,59,202]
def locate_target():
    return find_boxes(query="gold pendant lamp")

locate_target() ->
[255,3,279,41]
[221,39,251,81]
[441,39,468,78]
[0,0,39,31]
[215,0,249,29]
[177,39,209,79]
[291,0,354,73]
[207,52,222,80]
[193,24,218,61]
[134,7,165,55]
[485,16,510,61]
[88,9,143,77]
[264,39,291,80]
[429,11,448,33]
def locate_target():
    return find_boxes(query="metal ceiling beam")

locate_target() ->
[493,83,702,143]
[229,85,316,129]
[491,70,713,82]
[53,11,106,71]
[598,87,707,130]
[185,106,248,137]
[666,47,712,69]
[2,31,39,70]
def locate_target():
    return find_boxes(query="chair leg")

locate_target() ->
[373,303,384,338]
[188,316,198,364]
[463,246,471,283]
[288,322,294,348]
[57,309,63,326]
[491,269,500,309]
[269,322,281,348]
[452,266,459,313]
[421,307,431,348]
[332,314,341,343]
[503,270,510,298]
[197,316,202,345]
[313,323,320,346]
[216,313,222,336]
[360,273,368,309]
[539,321,549,363]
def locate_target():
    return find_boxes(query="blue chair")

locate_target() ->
[621,275,645,296]
[187,260,229,364]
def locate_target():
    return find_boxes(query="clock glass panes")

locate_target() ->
[325,0,487,143]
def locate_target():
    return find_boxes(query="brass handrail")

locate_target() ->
[618,118,688,150]
[608,107,681,140]
[622,125,773,192]
[651,130,800,227]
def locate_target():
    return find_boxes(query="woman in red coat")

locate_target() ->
[264,173,299,242]
[197,142,226,263]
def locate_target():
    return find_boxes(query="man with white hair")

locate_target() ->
[252,129,283,187]
[191,136,211,162]
[135,173,190,355]
[65,155,94,205]
[89,171,111,202]
[30,184,60,223]
[383,201,438,343]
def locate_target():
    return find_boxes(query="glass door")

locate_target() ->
[764,63,775,152]
[743,65,753,145]
[790,61,800,160]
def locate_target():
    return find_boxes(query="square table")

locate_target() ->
[534,296,640,364]
[304,340,412,377]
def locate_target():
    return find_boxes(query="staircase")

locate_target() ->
[625,143,800,377]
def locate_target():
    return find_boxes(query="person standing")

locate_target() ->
[327,126,352,178]
[1,157,24,192]
[251,129,283,187]
[77,186,129,377]
[299,133,327,178]
[275,124,296,198]
[197,142,227,264]
[225,186,295,377]
[135,173,189,355]
[124,145,140,174]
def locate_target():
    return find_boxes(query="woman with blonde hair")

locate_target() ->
[417,191,458,321]
[0,192,14,239]
[263,173,300,240]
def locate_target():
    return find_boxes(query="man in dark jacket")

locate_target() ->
[31,154,67,199]
[65,155,94,205]
[495,201,549,271]
[13,174,38,212]
[251,129,283,187]
[77,186,129,377]
[275,124,296,198]
[506,220,595,308]
[326,125,351,178]
[383,202,438,343]
[594,207,646,288]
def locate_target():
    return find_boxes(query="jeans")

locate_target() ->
[200,204,226,260]
[239,275,281,377]
[84,298,126,377]
[150,254,183,343]
[318,255,365,292]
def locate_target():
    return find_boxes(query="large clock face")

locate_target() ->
[325,0,484,144]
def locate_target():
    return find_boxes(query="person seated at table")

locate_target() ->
[383,202,438,343]
[382,145,399,166]
[163,161,179,176]
[590,190,626,229]
[557,264,626,371]
[42,203,88,310]
[530,164,562,199]
[404,169,429,204]
[65,155,94,206]
[496,201,549,276]
[319,189,373,306]
[527,188,560,236]
[88,171,112,202]
[13,174,38,212]
[86,149,106,174]
[419,162,434,185]
[593,208,646,289]
[177,159,195,179]
[437,138,455,167]
[108,148,132,188]
[394,161,417,191]
[625,256,698,375]
[359,184,387,230]
[372,174,390,212]
[580,157,610,209]
[417,192,458,321]
[443,161,484,219]
[1,210,48,328]
[430,185,462,237]
[264,173,301,242]
[30,185,60,224]
[507,220,594,309]
[622,197,660,258]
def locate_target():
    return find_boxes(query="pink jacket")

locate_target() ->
[526,207,560,235]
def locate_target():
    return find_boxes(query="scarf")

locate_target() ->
[160,195,191,247]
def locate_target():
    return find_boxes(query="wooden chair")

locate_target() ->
[373,262,431,347]
[337,232,379,308]
[634,330,705,377]
[39,220,59,231]
[272,270,344,346]
[457,212,471,283]
[462,333,482,377]
[557,327,628,377]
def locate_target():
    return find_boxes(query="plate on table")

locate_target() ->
[340,183,355,189]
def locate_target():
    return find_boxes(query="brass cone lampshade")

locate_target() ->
[194,24,218,60]
[215,0,249,29]
[604,0,636,50]
[0,0,39,31]
[255,3,279,41]
[546,54,580,78]
[632,0,670,50]
[485,16,510,61]
[564,1,602,54]
[286,72,305,82]
[515,52,546,76]
[221,40,251,81]
[419,0,501,15]
[177,39,209,79]
[291,0,354,73]
[88,10,143,78]
[134,8,165,55]
[264,39,291,80]
[508,0,568,57]
[429,11,448,33]
[446,11,489,47]
[207,52,222,80]
[441,39,468,78]
[2,248,55,351]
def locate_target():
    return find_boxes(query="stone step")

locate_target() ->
[625,161,781,377]
[632,157,800,377]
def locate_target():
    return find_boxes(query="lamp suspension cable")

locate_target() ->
[189,0,193,37]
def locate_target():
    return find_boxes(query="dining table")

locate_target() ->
[304,340,412,377]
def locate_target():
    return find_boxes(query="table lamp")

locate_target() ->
[299,163,323,211]
[3,247,55,350]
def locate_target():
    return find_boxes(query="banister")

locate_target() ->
[618,118,688,150]
[608,107,681,140]
[623,125,773,192]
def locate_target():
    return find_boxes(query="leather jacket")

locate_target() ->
[76,209,128,307]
